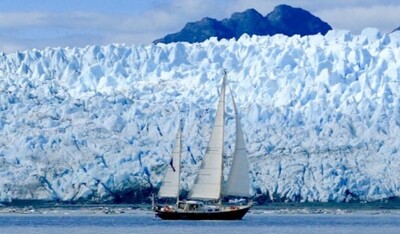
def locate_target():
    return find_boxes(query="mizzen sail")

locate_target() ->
[158,129,181,198]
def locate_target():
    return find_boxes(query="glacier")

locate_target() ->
[0,28,400,203]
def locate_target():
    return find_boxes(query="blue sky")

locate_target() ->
[1,0,399,53]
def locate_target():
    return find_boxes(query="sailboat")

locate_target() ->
[153,78,252,220]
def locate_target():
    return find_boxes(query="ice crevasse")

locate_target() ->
[0,28,399,203]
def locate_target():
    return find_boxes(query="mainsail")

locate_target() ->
[158,129,181,198]
[223,91,250,197]
[188,82,225,200]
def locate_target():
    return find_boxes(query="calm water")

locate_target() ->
[0,210,400,234]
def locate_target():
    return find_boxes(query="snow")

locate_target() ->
[0,29,400,203]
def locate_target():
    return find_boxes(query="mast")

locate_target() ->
[218,74,226,204]
[176,120,182,205]
[223,80,250,198]
[188,74,225,201]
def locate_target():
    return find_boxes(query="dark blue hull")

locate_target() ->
[155,205,251,220]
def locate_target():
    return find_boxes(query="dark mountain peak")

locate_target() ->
[230,8,263,20]
[271,4,298,13]
[184,17,218,29]
[223,8,268,37]
[153,17,230,44]
[199,17,218,24]
[266,4,332,36]
[267,4,306,21]
[392,26,400,33]
[154,5,332,44]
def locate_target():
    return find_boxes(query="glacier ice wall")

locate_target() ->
[0,28,400,203]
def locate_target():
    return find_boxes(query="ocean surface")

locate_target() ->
[1,206,400,234]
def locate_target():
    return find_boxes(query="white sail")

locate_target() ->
[158,129,181,198]
[223,91,250,197]
[188,82,225,200]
